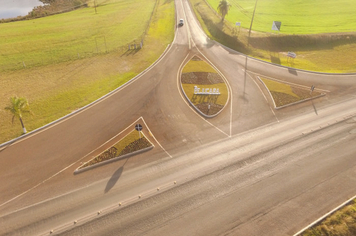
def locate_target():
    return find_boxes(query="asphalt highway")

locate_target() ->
[1,0,356,235]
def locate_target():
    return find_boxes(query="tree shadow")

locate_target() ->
[199,15,250,54]
[248,33,356,52]
[104,158,129,193]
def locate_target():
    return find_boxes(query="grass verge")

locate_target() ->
[189,0,356,73]
[301,199,356,236]
[79,129,152,169]
[260,77,322,108]
[0,0,175,144]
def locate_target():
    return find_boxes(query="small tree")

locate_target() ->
[4,96,32,134]
[217,0,232,22]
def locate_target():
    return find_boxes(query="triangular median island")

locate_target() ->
[75,128,154,173]
[180,56,229,117]
[259,76,325,109]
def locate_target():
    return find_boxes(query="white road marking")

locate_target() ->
[0,117,145,208]
[195,48,234,137]
[141,118,172,158]
[293,194,356,236]
[176,54,230,137]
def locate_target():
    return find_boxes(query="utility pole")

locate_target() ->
[248,0,258,43]
[94,0,97,14]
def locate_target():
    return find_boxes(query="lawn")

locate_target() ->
[260,77,322,108]
[190,0,356,73]
[205,0,356,34]
[0,0,175,143]
[0,0,156,71]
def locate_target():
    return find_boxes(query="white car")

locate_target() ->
[179,19,184,26]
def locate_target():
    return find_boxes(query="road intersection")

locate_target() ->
[1,0,356,235]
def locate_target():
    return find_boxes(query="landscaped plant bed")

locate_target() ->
[180,55,229,117]
[75,130,153,173]
[301,199,356,236]
[259,76,325,109]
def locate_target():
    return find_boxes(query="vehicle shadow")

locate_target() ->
[104,157,129,193]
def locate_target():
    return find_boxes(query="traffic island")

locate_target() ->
[74,129,154,174]
[259,76,325,109]
[180,56,228,117]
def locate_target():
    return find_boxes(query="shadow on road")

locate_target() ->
[288,68,298,76]
[312,99,318,115]
[104,158,129,193]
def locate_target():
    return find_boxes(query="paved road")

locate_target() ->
[1,0,356,235]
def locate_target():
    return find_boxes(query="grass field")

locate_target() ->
[190,0,356,72]
[0,0,175,143]
[0,0,156,71]
[205,0,356,34]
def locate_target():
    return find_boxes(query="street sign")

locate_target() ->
[135,124,143,132]
[287,52,296,58]
[272,21,281,31]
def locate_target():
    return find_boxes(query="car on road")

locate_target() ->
[179,19,184,26]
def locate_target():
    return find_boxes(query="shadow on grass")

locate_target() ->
[121,48,141,57]
[249,33,356,52]
[200,14,250,54]
[104,157,129,193]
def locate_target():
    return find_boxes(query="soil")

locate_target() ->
[181,72,224,84]
[195,102,223,115]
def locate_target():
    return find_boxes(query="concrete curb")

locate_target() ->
[0,43,173,149]
[257,76,326,110]
[74,132,155,174]
[293,195,356,236]
[74,146,154,174]
[179,55,229,118]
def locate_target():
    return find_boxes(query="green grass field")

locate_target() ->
[0,0,175,143]
[190,0,356,72]
[206,0,356,34]
[0,0,156,71]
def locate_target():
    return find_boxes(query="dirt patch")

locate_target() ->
[181,72,224,84]
[195,102,223,115]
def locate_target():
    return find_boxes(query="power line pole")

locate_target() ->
[94,0,97,14]
[248,0,258,43]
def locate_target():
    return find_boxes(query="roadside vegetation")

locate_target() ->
[181,56,228,116]
[0,0,175,143]
[260,77,323,108]
[301,199,356,236]
[79,129,153,170]
[189,0,356,73]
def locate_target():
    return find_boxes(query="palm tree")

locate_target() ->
[217,0,231,22]
[4,96,32,134]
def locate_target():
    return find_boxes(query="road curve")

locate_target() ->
[1,0,356,235]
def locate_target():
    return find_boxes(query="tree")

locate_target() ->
[217,0,232,22]
[4,96,32,134]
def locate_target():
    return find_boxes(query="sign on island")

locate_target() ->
[194,86,220,95]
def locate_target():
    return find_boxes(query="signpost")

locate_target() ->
[272,21,282,31]
[310,85,315,95]
[135,124,143,138]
